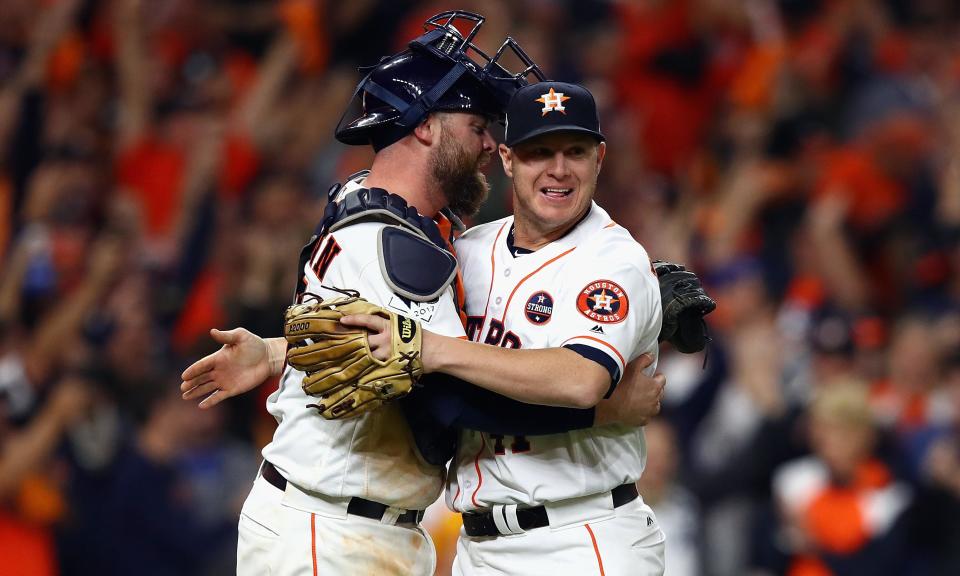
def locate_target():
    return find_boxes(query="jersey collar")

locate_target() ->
[506,202,599,257]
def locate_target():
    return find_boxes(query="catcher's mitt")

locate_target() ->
[654,261,716,353]
[284,290,423,419]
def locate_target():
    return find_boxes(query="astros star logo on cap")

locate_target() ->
[536,87,570,116]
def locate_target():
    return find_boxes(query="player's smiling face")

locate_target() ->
[500,132,606,247]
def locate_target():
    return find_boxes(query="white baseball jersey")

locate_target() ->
[446,202,662,512]
[261,177,466,510]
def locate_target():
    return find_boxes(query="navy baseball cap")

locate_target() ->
[504,81,605,147]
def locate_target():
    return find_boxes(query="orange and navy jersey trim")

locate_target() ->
[478,222,510,329]
[561,335,626,368]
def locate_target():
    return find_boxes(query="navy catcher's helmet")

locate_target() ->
[336,11,546,151]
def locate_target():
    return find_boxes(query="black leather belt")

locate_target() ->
[462,483,639,537]
[261,461,424,525]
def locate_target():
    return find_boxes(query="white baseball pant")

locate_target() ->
[452,494,665,576]
[237,474,435,575]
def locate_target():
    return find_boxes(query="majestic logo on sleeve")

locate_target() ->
[576,280,629,324]
[524,291,554,325]
[536,88,570,116]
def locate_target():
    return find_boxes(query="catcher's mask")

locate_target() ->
[335,10,546,151]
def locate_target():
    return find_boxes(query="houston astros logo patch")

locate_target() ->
[536,87,570,116]
[525,291,554,324]
[576,280,629,324]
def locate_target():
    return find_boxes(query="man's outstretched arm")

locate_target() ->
[180,329,287,408]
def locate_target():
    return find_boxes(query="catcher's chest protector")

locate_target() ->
[294,178,462,304]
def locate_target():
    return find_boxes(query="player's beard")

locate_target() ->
[431,125,490,218]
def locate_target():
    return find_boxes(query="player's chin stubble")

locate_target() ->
[431,130,489,218]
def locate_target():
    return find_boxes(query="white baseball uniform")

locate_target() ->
[447,202,667,575]
[237,176,466,576]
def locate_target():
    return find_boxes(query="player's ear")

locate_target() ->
[413,114,439,146]
[499,144,513,178]
[595,141,606,172]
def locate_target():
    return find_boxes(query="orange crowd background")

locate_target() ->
[1,1,959,575]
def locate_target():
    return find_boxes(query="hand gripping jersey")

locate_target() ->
[261,175,467,510]
[446,202,662,512]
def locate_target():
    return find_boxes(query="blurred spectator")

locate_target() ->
[638,418,701,576]
[174,389,259,575]
[55,353,126,576]
[229,173,310,338]
[682,258,781,576]
[0,369,93,576]
[906,351,960,576]
[871,314,948,433]
[769,380,912,576]
[105,380,236,576]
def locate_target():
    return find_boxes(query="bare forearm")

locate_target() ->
[0,243,31,323]
[114,0,150,145]
[423,334,608,408]
[811,227,868,311]
[235,34,297,145]
[29,274,112,381]
[0,405,66,498]
[169,128,222,256]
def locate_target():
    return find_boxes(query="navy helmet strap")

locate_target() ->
[362,79,414,118]
[397,61,469,128]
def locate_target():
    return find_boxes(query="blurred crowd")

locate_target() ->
[1,0,959,575]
